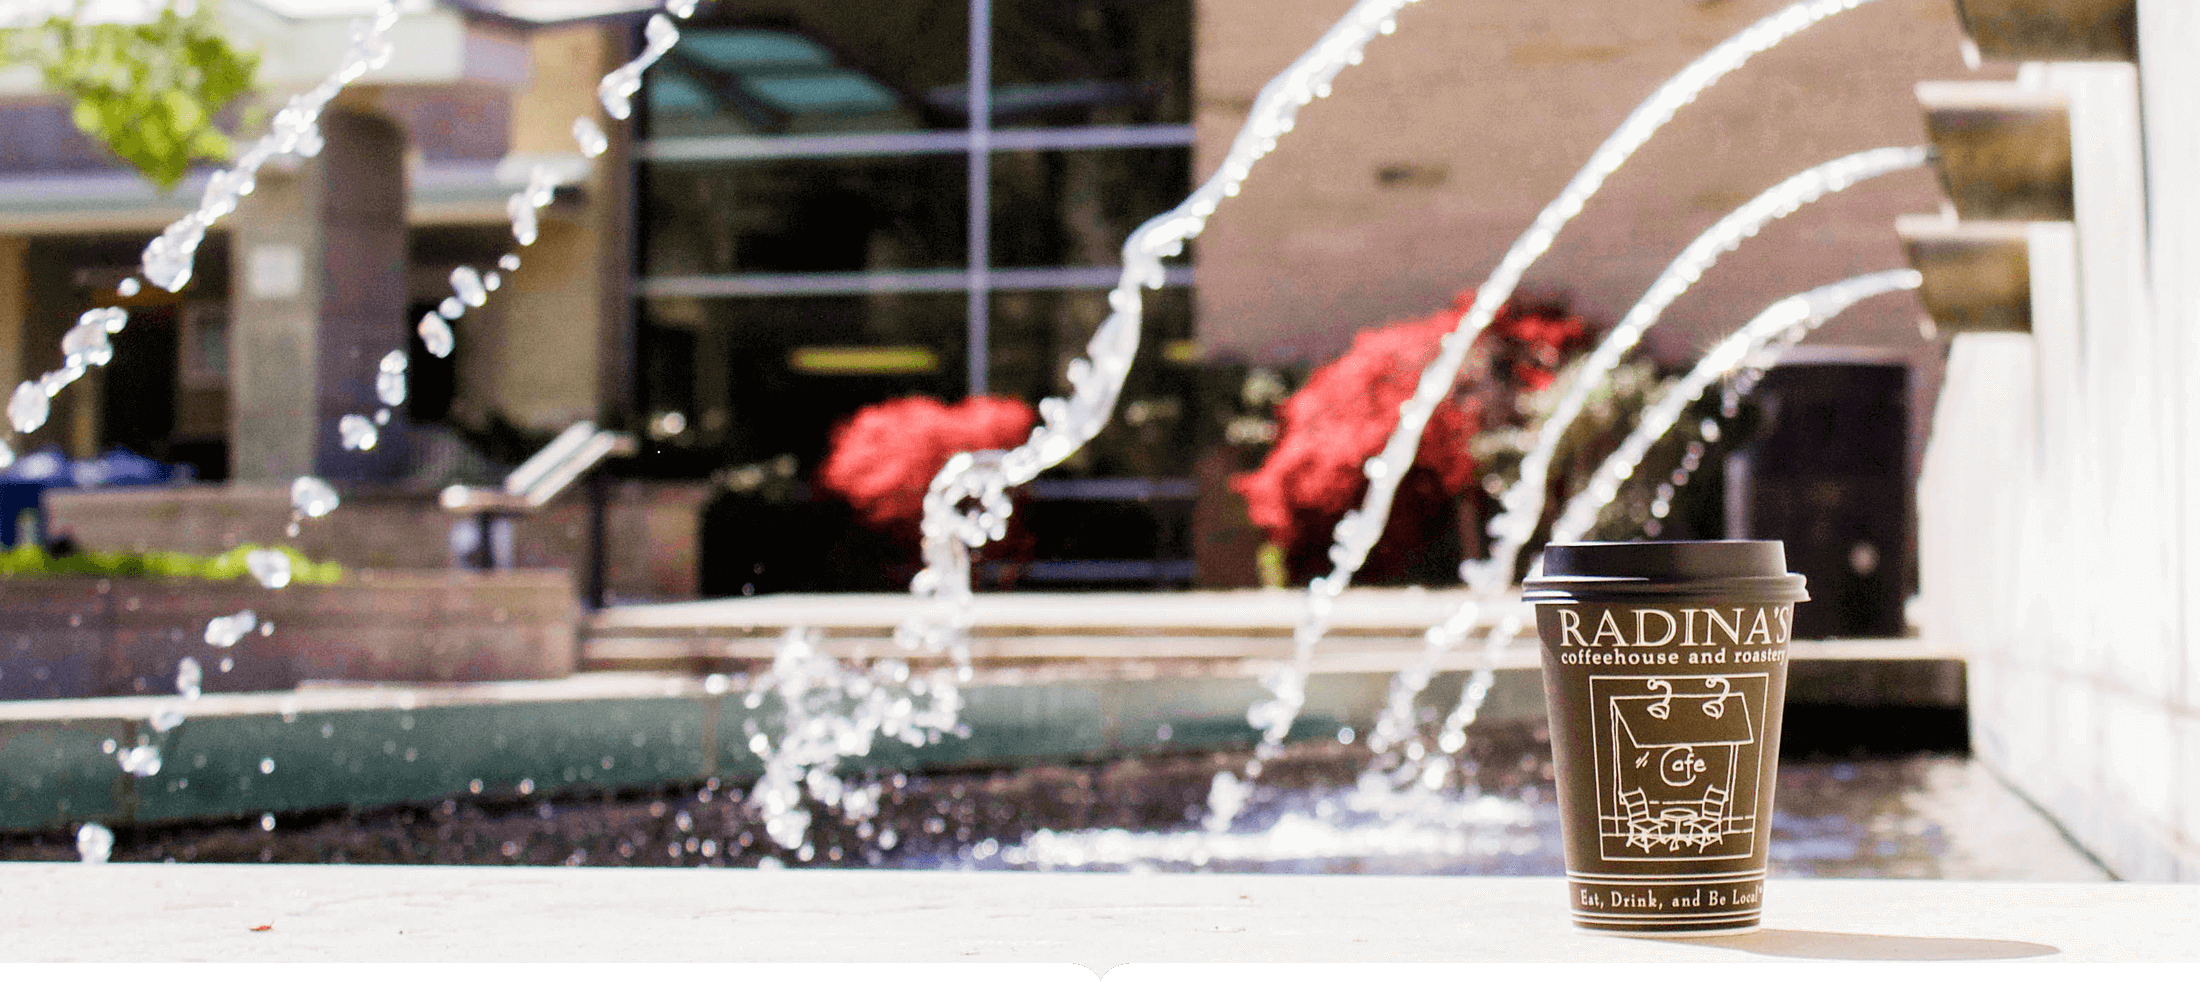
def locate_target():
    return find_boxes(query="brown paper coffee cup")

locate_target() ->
[1524,540,1807,935]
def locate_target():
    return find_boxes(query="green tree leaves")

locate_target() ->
[6,3,259,190]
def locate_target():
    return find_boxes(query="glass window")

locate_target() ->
[634,1,1197,480]
[989,147,1193,268]
[987,287,1196,476]
[989,0,1192,127]
[642,157,967,276]
[639,293,967,470]
[642,1,971,138]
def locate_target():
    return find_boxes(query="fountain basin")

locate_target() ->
[0,593,1958,835]
[0,569,578,700]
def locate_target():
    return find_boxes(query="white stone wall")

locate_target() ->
[1919,1,2200,881]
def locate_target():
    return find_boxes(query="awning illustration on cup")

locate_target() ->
[1525,540,1807,935]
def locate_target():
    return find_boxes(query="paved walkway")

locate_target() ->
[1,865,2191,963]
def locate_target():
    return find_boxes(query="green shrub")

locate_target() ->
[0,542,340,584]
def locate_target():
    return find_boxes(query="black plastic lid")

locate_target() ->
[1522,540,1808,604]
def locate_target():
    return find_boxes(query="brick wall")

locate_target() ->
[1193,0,2002,471]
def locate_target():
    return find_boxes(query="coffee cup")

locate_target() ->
[1523,539,1807,934]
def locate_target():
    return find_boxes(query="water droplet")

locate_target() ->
[498,254,521,272]
[339,415,378,451]
[117,744,162,777]
[258,621,274,636]
[140,222,201,293]
[666,0,698,17]
[76,823,113,863]
[374,408,390,425]
[572,116,609,158]
[598,15,679,120]
[376,349,408,406]
[149,707,184,733]
[204,611,258,648]
[1700,418,1722,442]
[62,309,124,368]
[468,778,484,794]
[417,312,454,358]
[101,739,117,754]
[219,657,234,673]
[10,381,51,433]
[450,267,489,308]
[507,193,539,247]
[259,758,275,774]
[438,297,465,320]
[517,778,535,795]
[175,656,202,699]
[483,271,502,292]
[246,549,293,589]
[291,476,339,518]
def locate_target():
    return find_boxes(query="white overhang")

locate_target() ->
[0,156,589,235]
[0,0,527,98]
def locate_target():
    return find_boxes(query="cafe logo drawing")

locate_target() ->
[1588,673,1768,861]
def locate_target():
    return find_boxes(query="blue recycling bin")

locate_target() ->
[0,447,178,548]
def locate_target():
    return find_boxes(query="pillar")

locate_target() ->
[227,102,411,483]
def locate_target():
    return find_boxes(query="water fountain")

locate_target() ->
[4,0,1975,873]
[722,0,1931,855]
[6,0,2197,961]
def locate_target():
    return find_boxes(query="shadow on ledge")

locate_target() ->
[1661,928,2060,960]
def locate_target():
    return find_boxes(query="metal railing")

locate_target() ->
[439,421,637,569]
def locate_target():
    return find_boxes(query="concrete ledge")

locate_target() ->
[0,569,579,699]
[584,591,1958,674]
[0,865,2191,962]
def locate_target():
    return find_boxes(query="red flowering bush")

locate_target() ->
[1233,290,1589,583]
[819,395,1037,535]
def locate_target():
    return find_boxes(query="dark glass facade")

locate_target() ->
[634,0,1196,478]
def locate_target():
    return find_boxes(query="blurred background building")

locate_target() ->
[0,0,1980,610]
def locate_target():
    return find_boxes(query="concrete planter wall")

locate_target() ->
[45,480,709,601]
[0,570,578,700]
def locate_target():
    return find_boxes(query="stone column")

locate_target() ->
[0,236,25,397]
[227,101,410,483]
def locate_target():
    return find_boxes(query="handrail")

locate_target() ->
[439,422,637,516]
